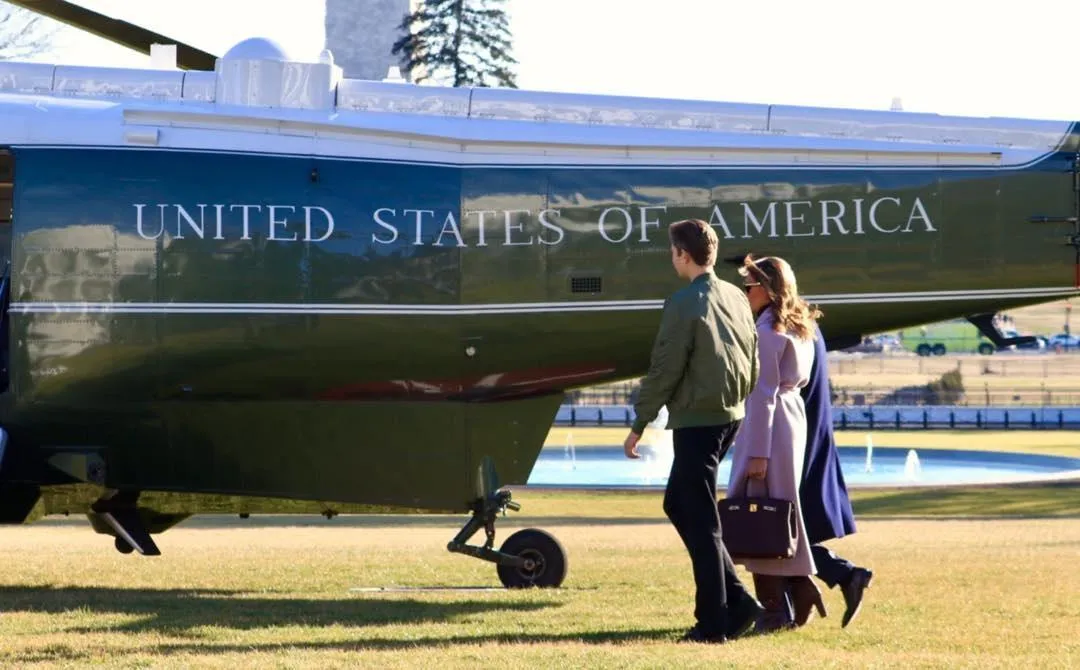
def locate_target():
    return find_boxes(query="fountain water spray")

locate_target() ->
[639,406,674,484]
[864,434,874,473]
[564,431,576,471]
[904,449,922,481]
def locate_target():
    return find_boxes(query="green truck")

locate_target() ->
[898,319,998,356]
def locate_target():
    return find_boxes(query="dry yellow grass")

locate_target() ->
[825,298,1079,399]
[827,352,1080,398]
[999,298,1074,336]
[831,430,1080,457]
[0,495,1077,668]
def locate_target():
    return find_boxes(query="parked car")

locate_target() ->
[842,333,903,354]
[1047,333,1080,351]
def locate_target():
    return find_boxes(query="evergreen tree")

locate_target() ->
[391,0,517,88]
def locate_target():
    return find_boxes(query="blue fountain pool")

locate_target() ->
[525,445,1080,489]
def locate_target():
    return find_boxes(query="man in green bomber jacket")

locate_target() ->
[623,217,761,644]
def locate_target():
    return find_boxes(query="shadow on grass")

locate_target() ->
[33,515,668,530]
[1,585,680,663]
[852,481,1080,518]
[173,627,683,648]
[10,629,685,664]
[0,585,560,635]
[186,515,666,529]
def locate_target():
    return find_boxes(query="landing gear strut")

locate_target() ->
[447,487,567,588]
[86,489,190,556]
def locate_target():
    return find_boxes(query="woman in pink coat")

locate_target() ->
[727,255,826,633]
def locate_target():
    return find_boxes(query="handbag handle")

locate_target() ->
[743,467,771,498]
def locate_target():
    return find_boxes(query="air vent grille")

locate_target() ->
[570,276,602,294]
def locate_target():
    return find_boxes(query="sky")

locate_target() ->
[7,0,1080,121]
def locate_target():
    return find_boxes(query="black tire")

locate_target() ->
[978,343,995,356]
[496,528,567,588]
[114,536,134,554]
[916,344,931,357]
[932,344,946,356]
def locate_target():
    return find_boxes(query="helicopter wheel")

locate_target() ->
[114,536,134,554]
[496,528,567,588]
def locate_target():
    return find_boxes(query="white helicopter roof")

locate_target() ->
[0,36,1072,168]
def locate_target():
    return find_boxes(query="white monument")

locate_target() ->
[324,0,411,81]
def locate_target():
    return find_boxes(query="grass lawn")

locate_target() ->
[1,428,1076,667]
[1,483,1077,668]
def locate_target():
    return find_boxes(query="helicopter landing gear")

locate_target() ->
[85,490,191,556]
[88,491,162,556]
[114,536,135,554]
[495,527,566,589]
[446,487,568,589]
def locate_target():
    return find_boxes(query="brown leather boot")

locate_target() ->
[752,573,794,634]
[788,576,827,627]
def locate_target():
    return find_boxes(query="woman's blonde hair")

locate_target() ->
[739,255,822,340]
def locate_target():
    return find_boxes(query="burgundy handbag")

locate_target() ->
[717,474,798,560]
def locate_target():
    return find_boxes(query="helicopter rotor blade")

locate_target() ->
[5,0,218,70]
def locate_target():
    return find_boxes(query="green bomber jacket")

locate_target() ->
[631,270,760,435]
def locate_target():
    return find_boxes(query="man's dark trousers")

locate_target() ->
[811,544,857,588]
[663,421,750,636]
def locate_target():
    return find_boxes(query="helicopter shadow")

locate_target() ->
[0,584,678,661]
[0,584,559,635]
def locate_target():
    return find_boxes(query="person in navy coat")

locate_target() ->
[787,323,874,628]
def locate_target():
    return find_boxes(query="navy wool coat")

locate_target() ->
[799,325,857,543]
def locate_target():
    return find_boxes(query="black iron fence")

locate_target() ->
[564,383,640,406]
[831,386,1080,407]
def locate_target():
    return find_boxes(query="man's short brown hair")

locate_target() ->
[668,218,717,267]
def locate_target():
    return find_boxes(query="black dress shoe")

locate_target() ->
[841,567,873,628]
[726,595,765,639]
[679,625,727,644]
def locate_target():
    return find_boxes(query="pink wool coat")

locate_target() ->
[726,307,817,577]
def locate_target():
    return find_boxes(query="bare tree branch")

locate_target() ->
[0,1,59,60]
